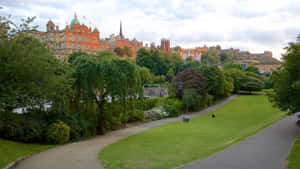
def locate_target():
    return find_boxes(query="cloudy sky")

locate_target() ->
[1,0,299,59]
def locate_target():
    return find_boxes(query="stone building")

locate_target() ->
[104,21,143,59]
[160,38,170,54]
[177,47,208,61]
[30,14,142,58]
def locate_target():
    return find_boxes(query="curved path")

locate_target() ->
[13,95,237,169]
[175,114,300,169]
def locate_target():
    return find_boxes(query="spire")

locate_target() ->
[119,20,124,40]
[74,12,77,19]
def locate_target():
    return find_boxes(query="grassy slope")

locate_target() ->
[0,139,54,168]
[288,136,300,169]
[99,95,286,169]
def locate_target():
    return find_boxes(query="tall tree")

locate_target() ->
[269,42,300,113]
[71,56,143,133]
[0,16,72,112]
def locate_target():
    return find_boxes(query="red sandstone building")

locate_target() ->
[32,13,143,58]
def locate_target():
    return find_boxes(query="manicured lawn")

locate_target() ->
[0,139,54,168]
[99,95,286,169]
[288,136,300,169]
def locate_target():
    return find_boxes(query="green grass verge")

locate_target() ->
[288,136,300,169]
[99,95,286,169]
[0,139,54,168]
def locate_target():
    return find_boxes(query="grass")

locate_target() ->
[99,94,286,169]
[288,136,300,169]
[0,139,54,168]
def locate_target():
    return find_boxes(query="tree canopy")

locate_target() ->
[269,42,300,113]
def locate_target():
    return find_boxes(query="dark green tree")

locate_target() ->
[0,16,72,112]
[71,56,143,133]
[114,47,124,57]
[173,68,207,99]
[269,42,300,113]
[246,65,260,74]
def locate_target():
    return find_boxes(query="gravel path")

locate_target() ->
[174,114,300,169]
[12,95,237,169]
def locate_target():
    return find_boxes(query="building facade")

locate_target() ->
[31,14,142,58]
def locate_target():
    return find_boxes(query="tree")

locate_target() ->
[226,68,246,93]
[201,50,221,65]
[71,56,143,133]
[123,46,133,58]
[173,68,207,99]
[138,67,152,84]
[114,47,124,57]
[198,65,232,99]
[269,42,300,113]
[220,53,234,64]
[239,75,264,93]
[223,63,242,70]
[246,65,259,74]
[0,16,72,112]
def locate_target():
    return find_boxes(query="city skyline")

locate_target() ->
[1,0,300,59]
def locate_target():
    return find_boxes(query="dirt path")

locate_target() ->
[12,95,237,169]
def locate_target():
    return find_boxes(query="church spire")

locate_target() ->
[119,20,124,40]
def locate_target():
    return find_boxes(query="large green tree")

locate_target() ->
[0,16,72,112]
[269,42,300,113]
[71,55,143,133]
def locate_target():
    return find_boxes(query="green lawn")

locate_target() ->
[99,95,286,169]
[288,136,300,169]
[0,139,54,168]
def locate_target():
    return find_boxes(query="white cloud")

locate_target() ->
[1,0,299,59]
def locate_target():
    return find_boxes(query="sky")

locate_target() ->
[1,0,299,60]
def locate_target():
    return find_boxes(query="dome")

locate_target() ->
[71,13,80,25]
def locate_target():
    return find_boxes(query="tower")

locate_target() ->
[46,20,55,32]
[119,21,124,40]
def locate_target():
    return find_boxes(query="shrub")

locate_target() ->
[0,120,3,136]
[163,105,180,117]
[182,89,201,112]
[46,121,70,144]
[144,106,169,120]
[143,97,166,111]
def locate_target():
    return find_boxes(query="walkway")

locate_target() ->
[13,95,237,169]
[175,114,300,169]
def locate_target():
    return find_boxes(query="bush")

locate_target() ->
[143,97,166,111]
[182,89,201,112]
[163,105,180,117]
[0,120,3,136]
[0,112,46,143]
[161,98,183,117]
[144,106,169,120]
[46,121,70,144]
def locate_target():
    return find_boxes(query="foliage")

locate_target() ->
[100,95,285,169]
[183,57,201,69]
[136,48,184,76]
[0,120,3,136]
[220,52,235,63]
[201,50,221,65]
[71,55,143,133]
[239,75,264,93]
[46,121,70,144]
[114,47,124,57]
[138,67,152,84]
[173,68,207,99]
[182,89,200,112]
[246,65,259,74]
[0,16,73,113]
[226,68,246,93]
[143,97,166,111]
[198,65,232,99]
[152,75,166,84]
[269,42,300,113]
[223,63,242,70]
[68,51,89,64]
[123,46,133,58]
[144,106,169,121]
